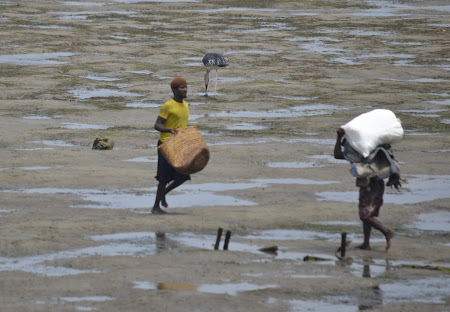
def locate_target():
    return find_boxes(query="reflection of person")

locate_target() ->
[152,77,190,214]
[334,128,402,250]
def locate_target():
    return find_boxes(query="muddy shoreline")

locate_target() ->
[0,0,449,311]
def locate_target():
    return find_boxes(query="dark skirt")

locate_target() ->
[155,140,191,183]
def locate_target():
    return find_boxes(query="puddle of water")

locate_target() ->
[311,221,360,226]
[18,166,62,171]
[109,35,130,40]
[333,52,416,66]
[0,52,77,66]
[211,104,340,119]
[427,99,450,105]
[225,49,278,56]
[0,233,160,276]
[133,281,158,290]
[239,229,383,245]
[2,184,259,210]
[68,88,142,100]
[62,123,108,130]
[189,8,277,14]
[284,138,336,146]
[383,40,424,46]
[124,70,152,75]
[299,42,345,55]
[307,154,346,164]
[397,109,445,118]
[271,95,318,101]
[15,148,54,151]
[404,130,440,136]
[11,24,73,30]
[134,280,278,296]
[79,74,121,82]
[124,157,157,163]
[187,101,206,106]
[114,0,199,2]
[22,115,62,120]
[291,274,332,279]
[288,275,450,311]
[125,101,160,108]
[380,277,450,304]
[289,299,358,312]
[197,282,278,296]
[316,175,450,205]
[406,212,450,232]
[381,78,448,83]
[316,29,394,37]
[189,114,204,121]
[60,296,114,302]
[59,1,106,6]
[226,123,268,131]
[209,137,335,147]
[30,140,75,147]
[267,162,320,169]
[53,10,138,21]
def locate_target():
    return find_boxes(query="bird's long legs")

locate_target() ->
[214,69,218,94]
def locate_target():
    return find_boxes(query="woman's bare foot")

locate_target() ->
[356,243,371,250]
[385,230,394,251]
[151,207,167,214]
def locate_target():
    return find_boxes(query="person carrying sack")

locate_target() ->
[333,110,404,251]
[152,77,191,214]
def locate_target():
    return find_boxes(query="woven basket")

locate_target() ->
[158,126,210,175]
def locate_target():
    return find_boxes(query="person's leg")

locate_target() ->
[359,179,393,250]
[358,222,372,250]
[361,215,393,250]
[152,181,168,214]
[160,175,190,208]
[153,140,173,213]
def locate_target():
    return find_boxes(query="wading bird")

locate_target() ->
[202,53,228,96]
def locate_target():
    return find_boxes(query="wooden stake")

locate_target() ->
[223,230,231,250]
[340,232,347,258]
[214,228,223,250]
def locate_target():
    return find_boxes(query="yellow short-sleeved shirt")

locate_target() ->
[158,98,189,142]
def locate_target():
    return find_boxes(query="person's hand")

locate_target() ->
[387,173,404,191]
[337,128,345,137]
[170,128,179,135]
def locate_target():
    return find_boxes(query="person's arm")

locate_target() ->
[334,128,345,159]
[154,116,178,135]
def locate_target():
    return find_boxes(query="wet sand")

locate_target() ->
[0,0,449,311]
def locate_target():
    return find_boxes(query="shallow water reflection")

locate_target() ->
[3,179,337,210]
[406,211,450,232]
[211,104,340,119]
[316,175,450,205]
[0,52,76,65]
[68,88,142,100]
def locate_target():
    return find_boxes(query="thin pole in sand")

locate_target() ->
[341,232,347,258]
[223,231,231,250]
[214,228,223,250]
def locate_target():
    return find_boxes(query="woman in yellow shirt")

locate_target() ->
[152,77,190,214]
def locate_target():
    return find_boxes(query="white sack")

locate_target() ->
[341,109,403,158]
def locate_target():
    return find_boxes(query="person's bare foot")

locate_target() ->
[151,207,167,214]
[161,197,168,208]
[356,243,371,250]
[385,230,394,251]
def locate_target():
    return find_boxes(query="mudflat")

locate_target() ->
[0,0,449,311]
